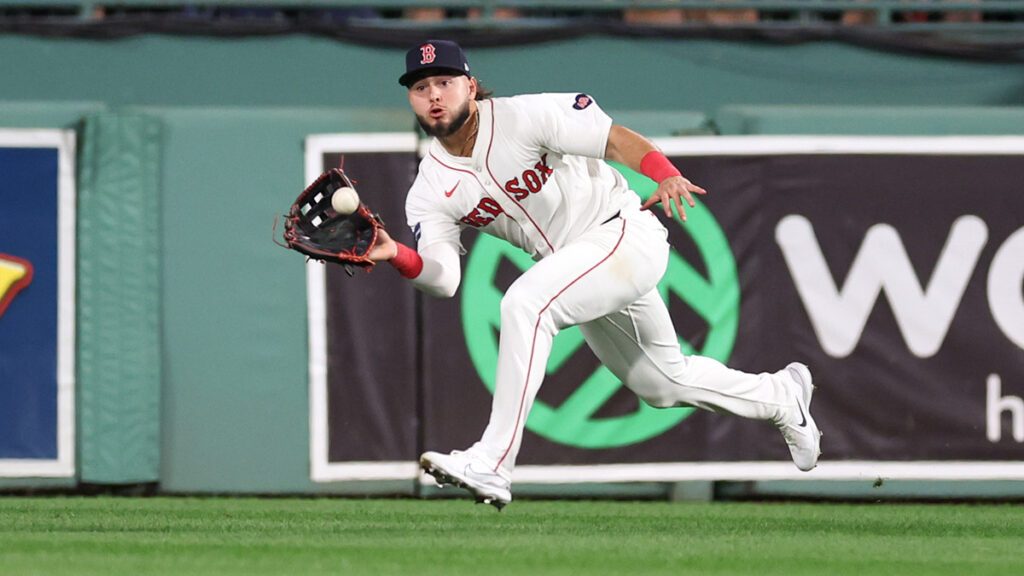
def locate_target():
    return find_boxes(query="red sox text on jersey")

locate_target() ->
[460,154,552,228]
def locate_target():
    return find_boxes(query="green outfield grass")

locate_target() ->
[0,496,1021,575]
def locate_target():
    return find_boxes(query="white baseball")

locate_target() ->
[331,186,360,215]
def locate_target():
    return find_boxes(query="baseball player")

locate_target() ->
[369,39,821,509]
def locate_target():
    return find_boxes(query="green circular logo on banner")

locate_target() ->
[461,162,739,449]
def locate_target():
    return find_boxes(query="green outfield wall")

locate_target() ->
[2,35,1023,113]
[1,33,1022,497]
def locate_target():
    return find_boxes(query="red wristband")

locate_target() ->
[390,242,423,279]
[640,150,682,183]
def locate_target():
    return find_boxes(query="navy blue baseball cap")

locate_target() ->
[399,39,472,87]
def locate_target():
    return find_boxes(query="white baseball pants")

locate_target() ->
[469,205,795,481]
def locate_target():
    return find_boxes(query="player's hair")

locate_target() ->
[474,80,493,100]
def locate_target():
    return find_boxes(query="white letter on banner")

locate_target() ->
[776,215,987,358]
[987,374,1024,442]
[988,227,1024,350]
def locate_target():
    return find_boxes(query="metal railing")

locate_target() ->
[1,1,1023,30]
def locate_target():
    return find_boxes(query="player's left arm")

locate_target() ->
[604,125,707,221]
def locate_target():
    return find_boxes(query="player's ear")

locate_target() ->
[468,77,478,99]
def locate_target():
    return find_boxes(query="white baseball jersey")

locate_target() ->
[405,92,810,482]
[406,93,642,284]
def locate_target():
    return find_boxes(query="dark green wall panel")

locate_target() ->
[1,36,1021,114]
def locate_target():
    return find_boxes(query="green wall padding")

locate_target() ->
[77,111,162,484]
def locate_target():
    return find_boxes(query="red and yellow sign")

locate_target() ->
[0,254,33,319]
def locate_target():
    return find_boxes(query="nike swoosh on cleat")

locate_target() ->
[465,462,503,481]
[796,400,808,427]
[444,182,459,197]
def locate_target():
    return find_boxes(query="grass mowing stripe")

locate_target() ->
[0,497,1021,575]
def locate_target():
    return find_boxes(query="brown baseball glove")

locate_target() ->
[276,168,385,275]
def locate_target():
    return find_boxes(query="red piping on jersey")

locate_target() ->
[494,218,628,471]
[428,151,487,191]
[428,150,511,223]
[483,99,556,255]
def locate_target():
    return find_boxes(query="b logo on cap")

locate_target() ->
[420,44,436,65]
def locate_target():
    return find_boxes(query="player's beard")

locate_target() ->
[417,100,472,138]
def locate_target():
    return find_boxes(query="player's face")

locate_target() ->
[408,74,475,138]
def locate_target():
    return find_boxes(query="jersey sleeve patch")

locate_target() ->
[572,93,594,110]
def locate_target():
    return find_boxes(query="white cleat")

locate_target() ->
[419,450,512,510]
[776,362,822,472]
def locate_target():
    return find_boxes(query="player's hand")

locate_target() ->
[641,175,707,221]
[368,228,399,262]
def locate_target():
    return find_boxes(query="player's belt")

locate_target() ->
[601,211,620,225]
